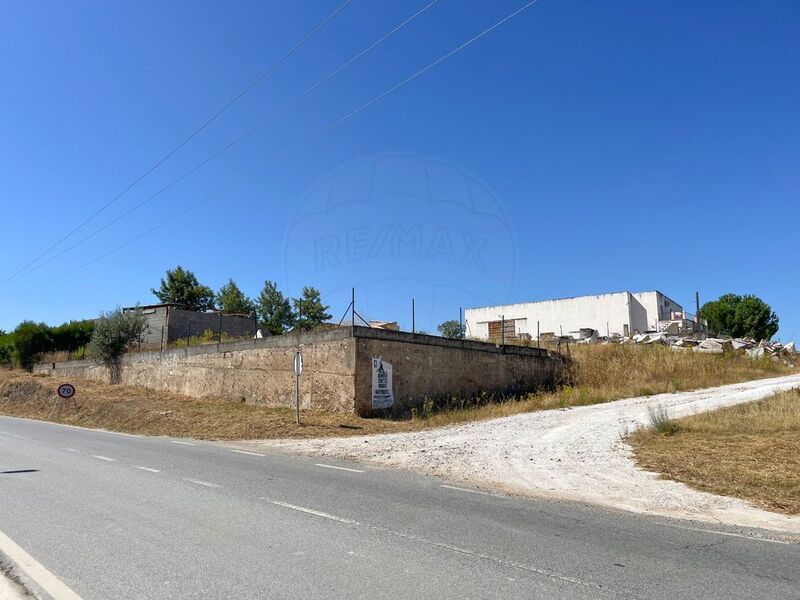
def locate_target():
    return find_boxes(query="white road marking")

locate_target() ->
[91,455,116,462]
[230,449,265,457]
[64,448,80,453]
[314,463,365,473]
[0,528,84,600]
[134,466,161,473]
[184,478,221,488]
[658,523,794,545]
[12,419,140,437]
[440,484,495,496]
[266,500,360,525]
[171,440,196,446]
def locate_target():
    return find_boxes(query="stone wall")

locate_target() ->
[34,327,565,415]
[352,329,563,414]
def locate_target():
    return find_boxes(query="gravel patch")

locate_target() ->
[254,374,800,533]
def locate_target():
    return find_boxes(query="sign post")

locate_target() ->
[293,351,303,425]
[50,383,77,417]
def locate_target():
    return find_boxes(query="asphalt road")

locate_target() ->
[1,416,798,600]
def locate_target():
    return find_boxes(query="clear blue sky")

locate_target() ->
[1,1,798,341]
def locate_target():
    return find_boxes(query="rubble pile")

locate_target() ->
[565,330,796,360]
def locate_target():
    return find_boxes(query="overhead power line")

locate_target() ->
[1,0,353,287]
[8,0,440,283]
[1,0,542,305]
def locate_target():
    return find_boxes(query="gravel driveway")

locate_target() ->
[255,374,800,533]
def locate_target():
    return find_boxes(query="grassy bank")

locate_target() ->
[0,344,794,439]
[629,389,800,514]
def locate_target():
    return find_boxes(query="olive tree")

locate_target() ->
[87,308,148,383]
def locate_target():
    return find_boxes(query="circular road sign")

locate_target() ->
[57,383,76,399]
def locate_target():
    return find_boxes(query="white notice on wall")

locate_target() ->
[371,357,394,409]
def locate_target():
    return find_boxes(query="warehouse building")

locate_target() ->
[464,290,694,342]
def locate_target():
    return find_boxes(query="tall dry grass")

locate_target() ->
[630,388,800,514]
[409,344,795,427]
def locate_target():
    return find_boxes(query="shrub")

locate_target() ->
[11,321,52,371]
[88,308,148,383]
[647,403,680,435]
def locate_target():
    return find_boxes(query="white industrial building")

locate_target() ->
[465,290,697,342]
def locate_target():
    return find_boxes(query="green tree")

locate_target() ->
[88,308,149,383]
[699,294,779,341]
[216,279,255,315]
[11,321,52,371]
[292,287,332,331]
[437,319,464,339]
[256,280,294,335]
[0,330,14,367]
[51,320,95,354]
[151,266,215,311]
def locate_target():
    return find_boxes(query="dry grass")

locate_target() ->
[408,343,795,428]
[629,389,800,514]
[0,344,794,440]
[0,370,414,440]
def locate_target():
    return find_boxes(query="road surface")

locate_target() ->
[1,416,798,599]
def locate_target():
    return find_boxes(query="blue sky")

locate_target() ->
[1,0,798,340]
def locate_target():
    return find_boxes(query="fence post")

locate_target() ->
[412,298,415,335]
[218,310,223,345]
[160,325,164,354]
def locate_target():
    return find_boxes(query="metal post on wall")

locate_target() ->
[501,314,505,346]
[459,307,463,340]
[218,310,223,344]
[537,320,540,350]
[412,298,416,335]
[186,322,191,355]
[160,325,164,354]
[352,287,355,328]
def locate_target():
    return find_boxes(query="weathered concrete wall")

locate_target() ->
[352,329,563,415]
[35,329,356,412]
[35,327,564,415]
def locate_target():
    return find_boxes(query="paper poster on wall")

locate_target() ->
[371,357,394,409]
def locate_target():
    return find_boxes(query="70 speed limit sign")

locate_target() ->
[57,383,76,399]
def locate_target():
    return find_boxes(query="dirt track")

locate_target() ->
[258,374,800,533]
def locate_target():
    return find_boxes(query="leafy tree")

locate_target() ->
[151,266,215,311]
[0,331,14,367]
[256,280,294,335]
[292,287,332,331]
[216,279,255,315]
[699,294,779,341]
[51,320,95,354]
[11,321,52,371]
[87,308,148,383]
[437,319,464,339]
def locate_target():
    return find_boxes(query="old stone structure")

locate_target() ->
[124,304,255,346]
[34,327,565,415]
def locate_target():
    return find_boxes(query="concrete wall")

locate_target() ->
[34,327,564,416]
[630,292,683,330]
[351,329,563,414]
[130,306,256,345]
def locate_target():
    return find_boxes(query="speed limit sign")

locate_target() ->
[57,383,75,399]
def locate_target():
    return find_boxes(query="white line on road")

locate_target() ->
[91,455,116,462]
[440,484,496,496]
[134,466,161,473]
[171,440,196,446]
[0,528,84,600]
[63,448,80,453]
[230,449,265,457]
[315,463,365,473]
[266,500,360,525]
[184,478,221,488]
[658,523,794,545]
